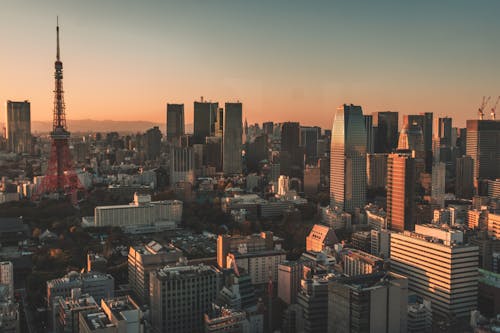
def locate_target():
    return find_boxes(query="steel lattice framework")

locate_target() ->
[38,20,83,199]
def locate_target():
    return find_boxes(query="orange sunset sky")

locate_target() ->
[1,0,499,129]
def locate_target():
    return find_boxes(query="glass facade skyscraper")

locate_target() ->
[330,104,367,213]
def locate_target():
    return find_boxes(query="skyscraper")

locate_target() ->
[193,99,218,144]
[431,161,446,207]
[5,100,31,154]
[364,114,374,154]
[330,104,367,213]
[466,120,500,183]
[223,102,242,175]
[387,153,416,232]
[166,103,184,144]
[300,126,321,165]
[142,126,162,160]
[437,117,452,147]
[422,112,434,172]
[373,111,398,153]
[281,122,304,178]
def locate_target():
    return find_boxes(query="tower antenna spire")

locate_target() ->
[56,16,60,61]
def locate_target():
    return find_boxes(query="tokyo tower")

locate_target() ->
[38,19,83,198]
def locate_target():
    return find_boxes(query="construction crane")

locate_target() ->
[478,96,491,120]
[491,96,499,120]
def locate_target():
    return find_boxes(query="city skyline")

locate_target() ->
[1,0,500,127]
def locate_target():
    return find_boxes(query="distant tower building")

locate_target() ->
[215,107,224,137]
[193,99,218,144]
[204,136,223,171]
[223,102,243,175]
[263,122,274,137]
[431,162,446,207]
[281,122,303,178]
[405,113,433,171]
[397,121,424,158]
[364,114,374,154]
[366,153,388,190]
[438,117,453,147]
[169,146,194,185]
[143,126,162,160]
[300,126,321,165]
[456,156,474,199]
[387,153,416,232]
[330,104,367,213]
[166,103,184,144]
[373,111,398,153]
[466,120,500,185]
[5,100,31,154]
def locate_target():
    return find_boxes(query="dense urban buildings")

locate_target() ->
[2,11,500,332]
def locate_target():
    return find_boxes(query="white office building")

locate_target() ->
[94,193,182,232]
[390,225,479,319]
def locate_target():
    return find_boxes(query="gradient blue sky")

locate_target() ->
[1,0,499,128]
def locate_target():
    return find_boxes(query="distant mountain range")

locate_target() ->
[31,119,194,134]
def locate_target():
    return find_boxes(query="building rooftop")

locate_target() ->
[82,311,115,331]
[102,296,140,322]
[48,271,114,287]
[334,272,407,291]
[156,264,219,280]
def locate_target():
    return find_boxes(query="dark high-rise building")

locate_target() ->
[405,113,433,172]
[166,103,184,144]
[456,155,474,199]
[263,121,274,136]
[193,99,218,144]
[466,120,500,183]
[150,265,221,333]
[330,104,367,213]
[421,112,433,172]
[246,134,268,172]
[300,126,321,165]
[143,126,162,160]
[387,153,416,232]
[281,122,303,178]
[364,115,374,154]
[215,107,224,137]
[223,102,242,175]
[204,136,222,172]
[328,272,408,333]
[373,111,398,153]
[5,100,31,154]
[438,117,453,147]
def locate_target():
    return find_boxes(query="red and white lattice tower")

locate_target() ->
[38,19,83,199]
